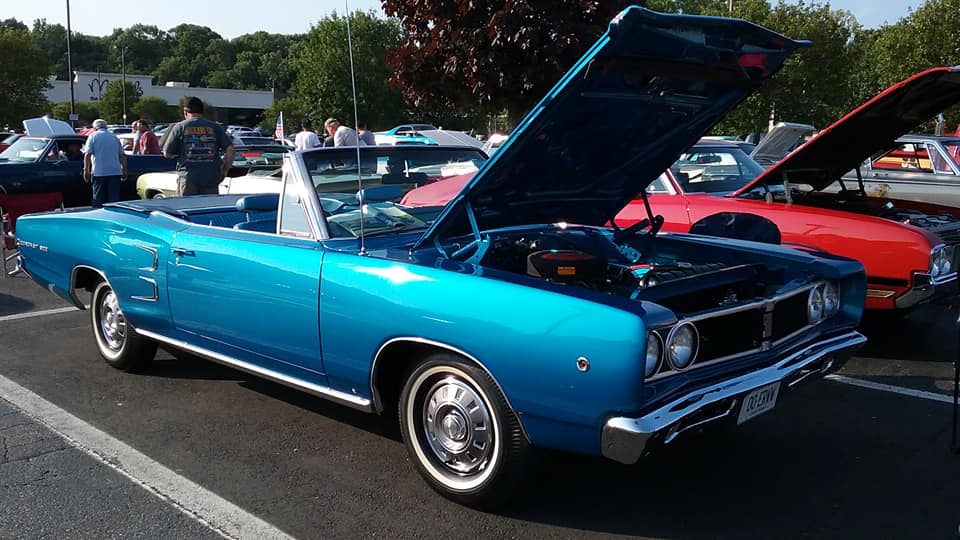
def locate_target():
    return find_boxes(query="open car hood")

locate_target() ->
[413,6,804,250]
[750,122,816,167]
[23,116,75,137]
[736,66,960,194]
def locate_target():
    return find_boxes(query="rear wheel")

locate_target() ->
[91,281,157,371]
[399,353,530,509]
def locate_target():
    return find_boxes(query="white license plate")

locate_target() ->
[737,382,781,425]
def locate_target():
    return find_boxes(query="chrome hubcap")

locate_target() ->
[98,290,125,351]
[422,377,493,476]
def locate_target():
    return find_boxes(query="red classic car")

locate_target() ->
[403,66,960,312]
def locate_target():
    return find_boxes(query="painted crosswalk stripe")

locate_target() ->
[0,374,294,540]
[826,374,955,404]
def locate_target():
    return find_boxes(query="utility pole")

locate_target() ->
[65,0,76,126]
[728,0,733,14]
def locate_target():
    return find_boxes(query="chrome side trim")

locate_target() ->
[601,331,866,464]
[131,276,158,302]
[136,328,373,412]
[69,265,109,310]
[134,244,158,272]
[369,336,530,441]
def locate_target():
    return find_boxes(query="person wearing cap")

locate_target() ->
[324,118,366,147]
[162,97,235,196]
[82,118,127,207]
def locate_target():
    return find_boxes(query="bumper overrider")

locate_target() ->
[601,331,866,464]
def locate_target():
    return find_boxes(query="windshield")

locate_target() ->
[671,146,766,194]
[0,138,47,162]
[302,146,487,196]
[318,197,444,239]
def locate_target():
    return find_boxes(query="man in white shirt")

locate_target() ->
[294,119,321,150]
[324,118,366,147]
[83,118,127,207]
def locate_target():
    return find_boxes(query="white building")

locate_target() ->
[45,71,274,123]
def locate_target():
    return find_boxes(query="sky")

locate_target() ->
[3,0,924,39]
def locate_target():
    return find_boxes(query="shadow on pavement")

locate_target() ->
[0,292,34,317]
[858,304,957,362]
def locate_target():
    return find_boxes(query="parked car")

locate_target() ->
[829,135,960,207]
[406,68,960,313]
[0,132,19,153]
[13,7,867,507]
[0,120,175,207]
[749,122,816,167]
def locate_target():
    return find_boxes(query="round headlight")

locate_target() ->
[667,323,698,370]
[938,249,952,275]
[822,281,839,317]
[931,248,944,277]
[808,284,825,324]
[644,332,662,378]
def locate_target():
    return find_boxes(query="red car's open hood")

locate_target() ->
[735,66,960,195]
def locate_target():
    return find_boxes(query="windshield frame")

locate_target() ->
[285,148,467,241]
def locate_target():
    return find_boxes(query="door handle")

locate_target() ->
[171,248,195,257]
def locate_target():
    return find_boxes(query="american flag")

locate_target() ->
[274,112,284,140]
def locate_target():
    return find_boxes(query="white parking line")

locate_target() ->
[0,306,80,322]
[0,374,294,540]
[826,374,956,405]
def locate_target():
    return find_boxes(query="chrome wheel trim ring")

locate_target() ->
[97,289,126,355]
[407,366,501,491]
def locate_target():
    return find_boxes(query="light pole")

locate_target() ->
[65,0,75,126]
[121,46,127,124]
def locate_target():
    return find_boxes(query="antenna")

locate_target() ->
[345,0,366,255]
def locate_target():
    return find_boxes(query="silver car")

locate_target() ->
[839,135,960,207]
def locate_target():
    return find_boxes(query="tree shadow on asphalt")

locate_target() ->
[857,304,958,363]
[0,292,34,317]
[145,347,401,441]
[499,392,960,538]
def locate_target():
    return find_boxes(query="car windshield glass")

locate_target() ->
[301,146,488,196]
[671,146,766,194]
[0,138,47,162]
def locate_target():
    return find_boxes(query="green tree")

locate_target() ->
[1,18,28,31]
[0,27,52,126]
[133,96,177,123]
[291,11,406,129]
[30,19,110,79]
[260,97,311,133]
[155,24,229,86]
[50,101,101,125]
[106,25,171,75]
[99,80,142,123]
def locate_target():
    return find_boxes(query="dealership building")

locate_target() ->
[45,71,274,125]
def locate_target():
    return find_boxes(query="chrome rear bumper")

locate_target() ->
[601,331,866,464]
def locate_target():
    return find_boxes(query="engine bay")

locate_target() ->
[477,228,789,314]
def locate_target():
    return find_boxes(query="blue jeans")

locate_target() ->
[91,176,122,208]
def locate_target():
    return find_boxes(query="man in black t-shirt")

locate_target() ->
[162,97,235,196]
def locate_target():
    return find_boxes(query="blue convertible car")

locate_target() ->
[15,8,867,507]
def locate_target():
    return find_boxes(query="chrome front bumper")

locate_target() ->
[895,272,958,309]
[601,331,866,464]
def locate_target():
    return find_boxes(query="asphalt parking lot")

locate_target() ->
[1,273,959,539]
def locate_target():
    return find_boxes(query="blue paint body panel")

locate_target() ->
[12,7,866,460]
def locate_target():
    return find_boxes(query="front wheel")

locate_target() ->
[91,281,157,371]
[399,353,530,509]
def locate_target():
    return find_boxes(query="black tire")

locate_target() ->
[90,281,157,371]
[399,353,530,509]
